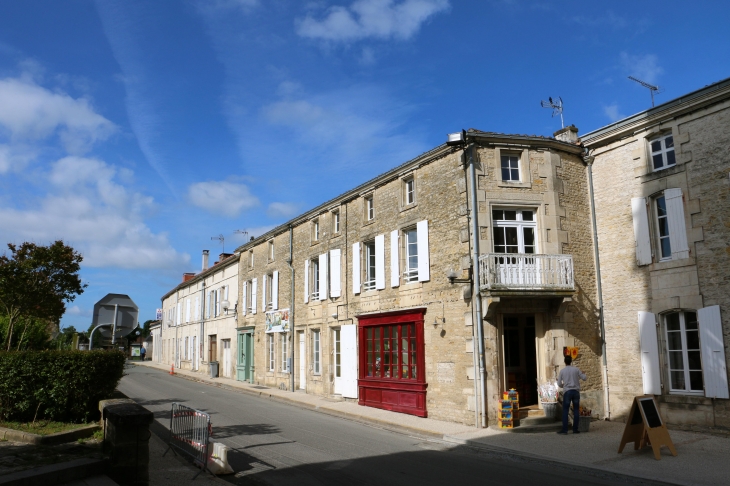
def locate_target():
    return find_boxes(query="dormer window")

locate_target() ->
[650,133,676,171]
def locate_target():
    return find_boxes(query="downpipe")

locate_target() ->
[288,225,295,392]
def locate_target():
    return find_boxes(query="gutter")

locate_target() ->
[287,225,295,392]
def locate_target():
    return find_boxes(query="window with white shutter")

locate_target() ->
[262,274,268,311]
[319,253,328,300]
[391,230,400,287]
[664,188,689,260]
[251,278,258,314]
[242,281,248,316]
[698,305,729,399]
[186,299,191,323]
[195,296,200,321]
[416,220,430,282]
[304,260,309,303]
[272,271,279,310]
[375,234,385,290]
[177,303,182,325]
[639,311,661,395]
[330,250,341,298]
[352,242,361,294]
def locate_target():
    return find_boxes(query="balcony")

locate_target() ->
[479,253,574,292]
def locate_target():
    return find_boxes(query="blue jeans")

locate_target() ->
[562,390,580,433]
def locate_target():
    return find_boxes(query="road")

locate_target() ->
[120,365,638,486]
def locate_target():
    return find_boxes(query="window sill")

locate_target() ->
[650,256,695,272]
[399,202,418,213]
[362,219,375,227]
[640,163,684,182]
[497,181,532,189]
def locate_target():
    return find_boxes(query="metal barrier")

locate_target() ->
[163,402,212,479]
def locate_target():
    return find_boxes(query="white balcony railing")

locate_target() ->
[479,253,574,291]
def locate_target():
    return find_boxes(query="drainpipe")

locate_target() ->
[585,154,611,420]
[467,142,488,428]
[200,280,206,374]
[288,225,295,392]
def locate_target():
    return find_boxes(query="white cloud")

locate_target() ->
[296,0,450,42]
[267,202,300,219]
[188,181,260,217]
[0,156,189,270]
[620,52,663,85]
[65,305,92,317]
[0,75,116,156]
[603,103,625,122]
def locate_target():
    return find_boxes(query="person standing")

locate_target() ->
[557,354,586,434]
[140,345,147,361]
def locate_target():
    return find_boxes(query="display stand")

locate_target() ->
[618,395,677,460]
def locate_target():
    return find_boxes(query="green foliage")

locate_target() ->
[0,315,55,351]
[0,350,125,423]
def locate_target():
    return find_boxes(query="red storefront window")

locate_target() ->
[358,309,427,417]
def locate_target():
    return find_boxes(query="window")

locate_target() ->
[184,337,189,360]
[403,177,415,205]
[332,210,340,234]
[266,274,273,310]
[312,329,321,375]
[655,195,671,260]
[281,333,289,372]
[364,324,417,380]
[365,195,374,221]
[249,250,254,269]
[665,311,703,394]
[501,154,520,182]
[311,259,320,300]
[268,240,274,261]
[404,228,418,282]
[312,219,320,241]
[245,280,252,312]
[333,329,341,379]
[492,209,536,254]
[364,240,376,290]
[650,133,676,171]
[267,334,274,372]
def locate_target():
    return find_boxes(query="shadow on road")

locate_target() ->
[213,424,281,438]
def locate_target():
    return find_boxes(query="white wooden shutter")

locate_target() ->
[186,299,191,323]
[698,305,729,399]
[251,278,258,314]
[272,271,279,310]
[341,324,358,398]
[330,249,341,298]
[352,242,361,294]
[177,303,182,325]
[262,274,268,311]
[391,230,400,288]
[195,296,200,321]
[304,260,309,303]
[631,197,653,266]
[319,253,328,301]
[375,234,385,290]
[216,289,221,316]
[224,285,229,301]
[242,281,247,316]
[417,219,430,282]
[205,292,211,318]
[664,188,689,260]
[639,311,661,395]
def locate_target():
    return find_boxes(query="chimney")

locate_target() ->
[183,272,195,282]
[554,125,579,144]
[219,252,233,262]
[202,250,209,271]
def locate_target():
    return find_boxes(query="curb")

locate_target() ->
[0,458,107,486]
[0,424,100,446]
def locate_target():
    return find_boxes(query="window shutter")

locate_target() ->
[205,292,210,319]
[638,311,661,395]
[375,234,385,290]
[216,289,221,317]
[340,325,358,399]
[664,188,689,260]
[304,260,309,303]
[319,253,328,300]
[262,274,268,311]
[417,220,430,282]
[698,305,729,399]
[242,281,247,316]
[251,278,258,314]
[631,198,653,266]
[330,249,341,298]
[195,296,200,321]
[186,299,191,323]
[224,286,229,301]
[177,303,182,325]
[352,242,361,294]
[272,271,279,310]
[391,230,400,288]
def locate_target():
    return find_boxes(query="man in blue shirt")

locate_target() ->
[557,354,586,434]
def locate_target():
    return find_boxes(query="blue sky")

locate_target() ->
[0,0,728,331]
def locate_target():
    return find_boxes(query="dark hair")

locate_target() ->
[564,355,573,366]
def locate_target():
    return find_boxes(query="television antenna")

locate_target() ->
[628,76,662,107]
[234,229,248,239]
[211,234,225,253]
[540,96,564,128]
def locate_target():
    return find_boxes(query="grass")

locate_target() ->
[0,420,93,436]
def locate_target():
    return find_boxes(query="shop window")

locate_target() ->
[364,324,417,380]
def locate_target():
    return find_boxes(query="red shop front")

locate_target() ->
[357,309,427,417]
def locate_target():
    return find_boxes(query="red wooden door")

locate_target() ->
[357,309,427,417]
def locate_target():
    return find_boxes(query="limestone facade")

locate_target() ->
[582,77,730,429]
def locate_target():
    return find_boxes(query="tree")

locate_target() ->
[0,241,86,351]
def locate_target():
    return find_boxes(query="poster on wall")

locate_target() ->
[156,308,163,320]
[265,308,290,333]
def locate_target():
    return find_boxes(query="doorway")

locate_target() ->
[209,335,217,363]
[222,339,231,378]
[237,330,254,382]
[333,328,342,394]
[502,315,538,407]
[299,331,306,390]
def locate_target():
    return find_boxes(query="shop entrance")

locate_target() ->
[502,315,538,407]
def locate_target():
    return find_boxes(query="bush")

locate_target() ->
[0,350,126,423]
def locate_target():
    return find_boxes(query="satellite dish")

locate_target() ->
[92,293,139,341]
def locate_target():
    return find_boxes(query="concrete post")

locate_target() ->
[100,400,154,485]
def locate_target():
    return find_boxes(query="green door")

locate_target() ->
[237,332,254,382]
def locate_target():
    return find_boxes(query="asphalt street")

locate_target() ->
[119,365,639,486]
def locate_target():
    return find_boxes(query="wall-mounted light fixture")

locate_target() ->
[432,317,445,329]
[446,268,471,284]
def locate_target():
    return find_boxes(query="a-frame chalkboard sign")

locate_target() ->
[618,395,677,460]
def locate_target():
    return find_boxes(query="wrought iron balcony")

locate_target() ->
[479,253,574,291]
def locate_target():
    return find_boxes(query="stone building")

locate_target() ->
[160,251,240,379]
[234,129,603,425]
[582,77,730,428]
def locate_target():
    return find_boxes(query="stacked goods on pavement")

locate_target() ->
[498,389,520,428]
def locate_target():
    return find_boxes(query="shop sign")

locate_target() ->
[265,308,290,333]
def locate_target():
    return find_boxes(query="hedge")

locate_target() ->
[0,350,126,423]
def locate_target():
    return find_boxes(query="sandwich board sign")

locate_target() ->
[618,395,677,460]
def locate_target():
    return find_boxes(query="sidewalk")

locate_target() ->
[132,361,729,486]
